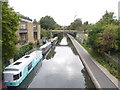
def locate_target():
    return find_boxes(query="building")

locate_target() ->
[33,24,41,41]
[16,14,41,45]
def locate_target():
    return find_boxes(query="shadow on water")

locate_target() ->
[45,33,63,60]
[46,46,56,60]
[81,68,96,89]
[67,36,79,55]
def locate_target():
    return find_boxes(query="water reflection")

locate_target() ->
[59,36,68,45]
[46,46,56,60]
[18,61,42,88]
[67,36,79,55]
[28,34,96,88]
[57,33,63,44]
[81,68,96,89]
[10,34,96,89]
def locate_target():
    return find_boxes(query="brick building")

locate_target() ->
[16,14,41,45]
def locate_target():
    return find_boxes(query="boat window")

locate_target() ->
[28,62,32,71]
[25,56,30,58]
[14,62,21,65]
[5,69,19,71]
[20,72,22,77]
[13,74,19,80]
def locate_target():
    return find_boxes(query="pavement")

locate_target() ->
[68,34,120,89]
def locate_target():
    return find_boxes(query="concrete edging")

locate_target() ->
[68,34,119,89]
[68,34,101,89]
[73,36,119,89]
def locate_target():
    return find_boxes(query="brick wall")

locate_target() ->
[27,23,34,43]
[37,24,41,40]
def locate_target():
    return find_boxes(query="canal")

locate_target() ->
[10,34,96,89]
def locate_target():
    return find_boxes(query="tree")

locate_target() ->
[88,11,118,53]
[33,19,38,24]
[68,18,82,30]
[84,21,88,25]
[2,2,20,64]
[96,11,117,26]
[55,24,62,30]
[41,29,53,39]
[95,25,118,53]
[41,29,47,37]
[81,21,90,32]
[39,16,57,30]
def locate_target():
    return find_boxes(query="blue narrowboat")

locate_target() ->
[3,50,42,87]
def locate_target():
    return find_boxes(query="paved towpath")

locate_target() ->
[68,34,119,89]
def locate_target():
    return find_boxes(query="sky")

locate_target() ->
[9,0,120,26]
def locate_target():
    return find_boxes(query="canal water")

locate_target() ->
[10,34,96,89]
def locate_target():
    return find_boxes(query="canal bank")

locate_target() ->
[68,34,119,89]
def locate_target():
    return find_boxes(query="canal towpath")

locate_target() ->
[68,34,119,89]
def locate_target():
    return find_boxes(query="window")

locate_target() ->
[33,25,37,30]
[28,62,32,71]
[5,69,19,71]
[20,23,26,29]
[20,72,22,77]
[13,74,19,80]
[25,56,30,58]
[21,34,26,40]
[14,62,21,65]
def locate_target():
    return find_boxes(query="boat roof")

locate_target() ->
[40,42,51,49]
[4,50,42,73]
[53,37,58,40]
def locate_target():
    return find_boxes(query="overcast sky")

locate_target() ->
[9,0,119,26]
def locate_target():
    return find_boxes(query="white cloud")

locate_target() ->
[9,0,119,26]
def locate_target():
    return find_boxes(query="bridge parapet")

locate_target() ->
[49,30,84,33]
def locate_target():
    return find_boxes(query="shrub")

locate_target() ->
[14,42,34,60]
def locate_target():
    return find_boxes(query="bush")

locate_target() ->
[37,40,40,45]
[14,42,34,60]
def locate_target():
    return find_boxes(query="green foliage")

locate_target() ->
[33,19,38,24]
[67,18,82,30]
[76,39,120,80]
[39,16,57,30]
[74,11,120,80]
[116,26,120,51]
[41,28,47,37]
[37,40,40,45]
[55,24,62,30]
[14,42,34,60]
[88,11,119,53]
[2,2,20,62]
[41,29,53,39]
[95,25,118,53]
[81,21,94,33]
